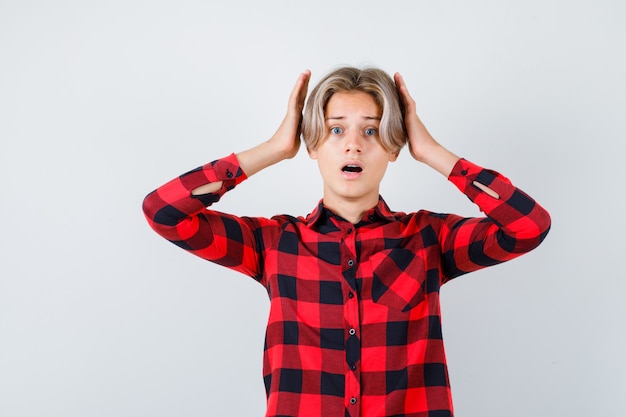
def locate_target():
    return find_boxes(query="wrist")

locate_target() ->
[267,134,299,160]
[421,144,460,177]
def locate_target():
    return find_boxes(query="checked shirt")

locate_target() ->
[142,153,551,417]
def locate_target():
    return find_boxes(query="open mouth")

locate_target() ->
[342,164,363,173]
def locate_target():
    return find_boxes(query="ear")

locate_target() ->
[307,147,318,160]
[388,150,399,162]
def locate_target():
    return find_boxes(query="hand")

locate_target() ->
[394,72,459,176]
[269,70,311,159]
[234,70,311,178]
[394,72,437,163]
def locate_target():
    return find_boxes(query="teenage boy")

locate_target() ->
[143,67,551,417]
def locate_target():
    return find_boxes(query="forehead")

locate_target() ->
[325,91,381,118]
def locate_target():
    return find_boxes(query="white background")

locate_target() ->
[1,1,624,416]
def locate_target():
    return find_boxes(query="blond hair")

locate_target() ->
[302,66,407,153]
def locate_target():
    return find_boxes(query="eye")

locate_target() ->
[364,128,377,136]
[330,126,343,135]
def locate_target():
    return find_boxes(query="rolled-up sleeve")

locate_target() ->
[142,154,269,279]
[439,158,551,279]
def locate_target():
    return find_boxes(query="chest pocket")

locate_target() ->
[363,248,427,312]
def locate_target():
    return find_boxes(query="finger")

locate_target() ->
[394,72,404,88]
[298,70,311,107]
[289,70,311,110]
[394,73,411,99]
[394,72,407,92]
[394,72,416,113]
[288,73,304,104]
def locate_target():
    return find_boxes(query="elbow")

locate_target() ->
[503,205,551,254]
[142,190,177,231]
[142,190,159,223]
[142,190,178,242]
[536,206,552,245]
[519,207,552,253]
[142,190,189,231]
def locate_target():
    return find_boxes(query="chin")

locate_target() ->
[339,189,373,201]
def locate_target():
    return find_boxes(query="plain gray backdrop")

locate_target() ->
[1,0,624,416]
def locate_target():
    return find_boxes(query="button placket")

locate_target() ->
[341,222,361,409]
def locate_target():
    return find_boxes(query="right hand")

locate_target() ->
[234,70,311,179]
[269,70,311,159]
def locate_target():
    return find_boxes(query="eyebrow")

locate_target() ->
[325,116,381,120]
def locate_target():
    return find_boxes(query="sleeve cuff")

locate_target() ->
[448,158,480,180]
[176,153,248,200]
[448,158,514,203]
[204,153,248,187]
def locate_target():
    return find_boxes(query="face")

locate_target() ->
[308,91,398,210]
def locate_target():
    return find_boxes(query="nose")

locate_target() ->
[344,132,362,154]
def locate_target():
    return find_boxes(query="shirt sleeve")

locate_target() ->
[438,158,552,280]
[142,153,268,280]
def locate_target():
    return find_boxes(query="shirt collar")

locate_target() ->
[305,195,397,231]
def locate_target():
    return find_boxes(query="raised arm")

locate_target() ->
[191,70,311,195]
[142,71,311,278]
[394,73,550,278]
[395,72,499,199]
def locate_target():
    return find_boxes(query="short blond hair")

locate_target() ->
[302,66,407,153]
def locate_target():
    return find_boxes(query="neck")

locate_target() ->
[322,194,379,224]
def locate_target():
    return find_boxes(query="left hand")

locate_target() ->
[394,72,437,163]
[395,72,460,176]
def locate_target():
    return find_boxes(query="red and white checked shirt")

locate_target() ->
[142,153,551,417]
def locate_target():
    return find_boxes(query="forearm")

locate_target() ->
[411,125,499,198]
[142,153,268,277]
[439,159,551,278]
[236,139,293,177]
[191,70,308,196]
[449,159,551,242]
[417,138,460,178]
[191,140,292,195]
[144,153,246,228]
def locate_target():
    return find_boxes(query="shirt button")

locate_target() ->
[461,169,468,176]
[350,363,357,371]
[349,328,356,336]
[350,397,357,405]
[226,169,233,178]
[369,214,375,221]
[347,228,353,234]
[347,259,354,267]
[348,292,354,299]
